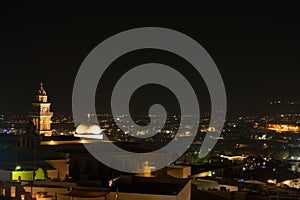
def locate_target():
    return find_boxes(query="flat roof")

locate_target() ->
[114,177,189,195]
[63,189,109,197]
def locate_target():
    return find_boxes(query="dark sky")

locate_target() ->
[0,2,299,116]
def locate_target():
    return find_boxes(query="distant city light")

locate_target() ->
[267,124,300,133]
[267,179,276,184]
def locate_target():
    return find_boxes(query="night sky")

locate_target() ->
[0,2,299,116]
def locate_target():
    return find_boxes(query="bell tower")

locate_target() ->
[30,82,53,136]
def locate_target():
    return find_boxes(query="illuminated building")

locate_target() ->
[167,165,191,179]
[29,83,53,136]
[74,123,104,139]
[266,124,300,133]
[12,167,45,181]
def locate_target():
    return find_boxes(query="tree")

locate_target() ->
[273,150,289,160]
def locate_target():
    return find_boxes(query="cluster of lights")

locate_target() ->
[269,100,282,105]
[200,126,216,133]
[0,128,14,134]
[267,124,300,133]
[258,134,267,140]
[281,179,300,189]
[290,156,300,161]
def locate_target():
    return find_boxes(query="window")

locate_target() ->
[10,186,16,198]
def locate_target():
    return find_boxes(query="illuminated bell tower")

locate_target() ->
[30,82,53,136]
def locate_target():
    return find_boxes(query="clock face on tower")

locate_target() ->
[42,107,48,113]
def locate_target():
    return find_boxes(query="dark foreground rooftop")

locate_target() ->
[113,176,189,196]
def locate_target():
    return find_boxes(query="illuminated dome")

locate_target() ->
[76,123,102,135]
[75,124,89,134]
[88,125,102,134]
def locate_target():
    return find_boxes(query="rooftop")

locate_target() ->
[113,176,189,196]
